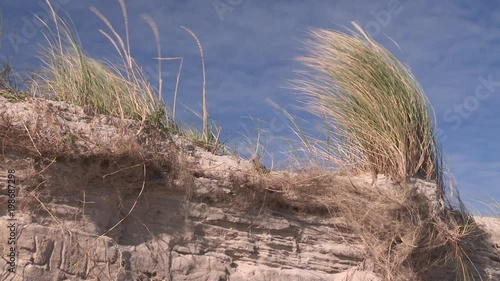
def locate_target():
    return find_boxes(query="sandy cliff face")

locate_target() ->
[0,97,499,281]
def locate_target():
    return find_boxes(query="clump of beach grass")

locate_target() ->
[34,0,222,151]
[35,0,168,132]
[295,22,443,187]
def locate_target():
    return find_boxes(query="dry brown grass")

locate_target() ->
[229,169,479,281]
[0,98,178,180]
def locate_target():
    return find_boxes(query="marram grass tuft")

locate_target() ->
[35,0,165,127]
[295,23,443,187]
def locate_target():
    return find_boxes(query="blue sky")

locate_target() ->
[1,0,499,214]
